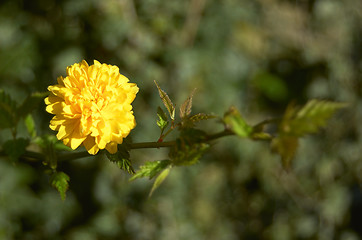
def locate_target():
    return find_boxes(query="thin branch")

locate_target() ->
[1,129,235,163]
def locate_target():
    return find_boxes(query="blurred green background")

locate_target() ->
[0,0,361,239]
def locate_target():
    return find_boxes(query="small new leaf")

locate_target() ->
[180,90,194,119]
[129,160,172,181]
[149,167,171,197]
[50,171,70,201]
[154,80,175,120]
[106,144,135,174]
[157,106,169,134]
[0,89,18,129]
[281,100,348,136]
[223,107,253,138]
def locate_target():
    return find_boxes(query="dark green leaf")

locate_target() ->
[157,106,169,134]
[106,144,135,174]
[34,135,58,169]
[149,167,171,197]
[223,107,253,138]
[0,89,18,129]
[50,171,70,201]
[169,134,210,166]
[3,138,29,162]
[17,92,48,119]
[154,80,175,120]
[130,160,172,181]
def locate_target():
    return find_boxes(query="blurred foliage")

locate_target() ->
[0,0,361,239]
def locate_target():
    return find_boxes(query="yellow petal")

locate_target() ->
[56,122,76,140]
[83,136,99,155]
[46,102,64,114]
[68,132,87,150]
[105,142,118,154]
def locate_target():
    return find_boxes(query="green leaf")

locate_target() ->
[271,136,299,168]
[154,80,175,120]
[280,100,348,136]
[0,89,18,130]
[106,144,135,174]
[3,138,29,162]
[189,113,216,122]
[34,135,58,169]
[149,167,171,197]
[180,90,194,119]
[170,136,210,166]
[157,106,169,134]
[25,114,37,138]
[50,171,70,201]
[252,72,288,102]
[223,107,253,138]
[17,92,48,119]
[130,160,172,181]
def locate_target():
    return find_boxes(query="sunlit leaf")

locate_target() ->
[154,80,175,120]
[223,106,253,138]
[149,167,171,197]
[129,160,172,181]
[281,100,348,136]
[50,171,70,201]
[157,106,169,134]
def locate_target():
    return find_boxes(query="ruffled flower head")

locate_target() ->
[45,60,138,154]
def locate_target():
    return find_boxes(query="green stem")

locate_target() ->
[129,141,176,149]
[3,129,235,163]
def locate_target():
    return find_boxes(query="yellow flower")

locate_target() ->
[45,60,138,155]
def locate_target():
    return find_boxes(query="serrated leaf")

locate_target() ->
[50,171,70,201]
[3,138,29,162]
[25,114,36,138]
[157,106,169,134]
[106,144,135,174]
[0,89,18,129]
[271,136,299,168]
[149,167,171,197]
[281,100,348,136]
[223,107,253,138]
[154,80,175,120]
[180,91,194,119]
[189,113,216,122]
[129,160,172,181]
[170,133,210,166]
[17,92,48,119]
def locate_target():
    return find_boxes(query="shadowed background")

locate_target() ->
[0,0,361,239]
